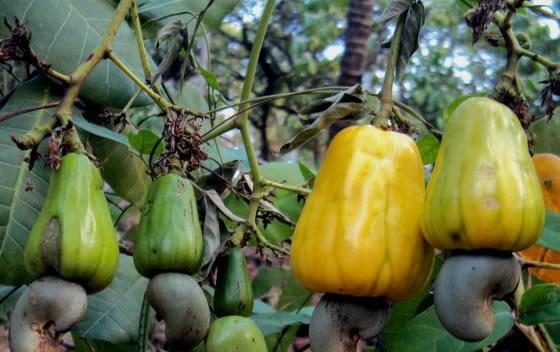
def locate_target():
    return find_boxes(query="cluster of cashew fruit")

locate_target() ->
[291,125,435,351]
[11,154,268,351]
[291,97,546,350]
[423,97,544,341]
[133,171,266,351]
[11,97,544,351]
[10,153,120,351]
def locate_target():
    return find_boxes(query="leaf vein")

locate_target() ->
[44,7,73,61]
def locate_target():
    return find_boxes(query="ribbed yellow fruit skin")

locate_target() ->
[290,125,434,300]
[422,97,545,251]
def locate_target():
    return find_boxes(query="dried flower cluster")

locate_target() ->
[465,0,507,44]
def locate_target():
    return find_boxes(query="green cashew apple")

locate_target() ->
[213,247,254,317]
[205,316,267,352]
[134,173,204,277]
[24,153,119,293]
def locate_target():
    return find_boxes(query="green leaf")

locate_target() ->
[251,267,311,311]
[0,77,54,285]
[138,0,240,39]
[203,144,249,171]
[0,0,155,108]
[178,82,210,115]
[383,257,443,349]
[298,162,316,184]
[203,189,245,223]
[73,334,137,352]
[73,115,130,147]
[526,4,560,20]
[89,124,151,208]
[261,162,311,220]
[252,267,284,299]
[253,299,277,314]
[200,198,222,278]
[74,255,153,344]
[392,302,514,352]
[197,161,239,194]
[196,62,220,90]
[537,210,560,252]
[519,284,560,325]
[454,0,477,13]
[127,130,163,155]
[443,93,487,122]
[265,325,299,352]
[396,1,425,80]
[250,309,312,336]
[0,285,24,321]
[416,133,440,164]
[545,321,560,349]
[530,109,560,155]
[375,0,413,27]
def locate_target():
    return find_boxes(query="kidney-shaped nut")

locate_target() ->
[146,272,210,351]
[309,294,389,352]
[434,251,521,342]
[9,276,88,352]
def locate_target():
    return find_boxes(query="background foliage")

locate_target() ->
[0,0,560,351]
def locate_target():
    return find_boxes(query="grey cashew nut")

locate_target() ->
[9,276,88,352]
[434,251,521,342]
[146,273,210,351]
[309,294,389,352]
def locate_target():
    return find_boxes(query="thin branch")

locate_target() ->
[109,52,172,111]
[185,0,216,69]
[518,47,560,70]
[137,293,150,352]
[376,12,406,126]
[252,224,290,256]
[392,99,442,135]
[0,285,21,306]
[206,86,346,115]
[261,178,311,195]
[141,10,196,27]
[130,0,155,85]
[200,101,266,143]
[522,259,560,272]
[12,0,135,151]
[523,2,560,20]
[55,0,136,126]
[0,101,60,122]
[46,68,71,84]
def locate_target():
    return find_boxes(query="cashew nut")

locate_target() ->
[434,251,520,342]
[309,294,389,352]
[9,276,88,352]
[146,272,210,351]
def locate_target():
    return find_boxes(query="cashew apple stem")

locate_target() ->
[376,12,406,127]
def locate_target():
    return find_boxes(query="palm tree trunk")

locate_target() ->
[329,0,375,140]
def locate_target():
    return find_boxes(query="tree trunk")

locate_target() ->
[329,0,375,140]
